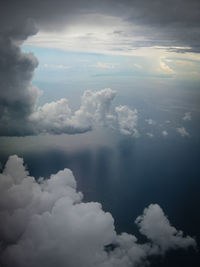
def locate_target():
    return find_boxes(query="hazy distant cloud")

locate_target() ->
[43,64,72,70]
[159,60,175,74]
[94,62,118,69]
[146,133,154,138]
[133,63,142,69]
[183,112,192,121]
[176,127,190,137]
[162,130,168,137]
[0,155,196,267]
[145,119,156,125]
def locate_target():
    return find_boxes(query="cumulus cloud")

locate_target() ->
[183,112,192,121]
[135,204,196,254]
[0,84,138,136]
[176,127,190,137]
[30,88,116,134]
[115,106,139,137]
[0,155,196,267]
[29,88,138,136]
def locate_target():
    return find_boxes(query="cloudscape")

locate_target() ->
[0,1,200,266]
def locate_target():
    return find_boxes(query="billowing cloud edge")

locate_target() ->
[0,155,196,267]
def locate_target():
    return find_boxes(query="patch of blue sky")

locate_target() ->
[22,45,149,82]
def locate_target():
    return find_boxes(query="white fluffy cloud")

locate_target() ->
[0,155,196,267]
[176,127,190,137]
[135,204,196,254]
[115,106,138,137]
[30,88,139,136]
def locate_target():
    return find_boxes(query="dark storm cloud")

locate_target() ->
[1,0,200,49]
[0,0,200,136]
[0,36,39,136]
[120,0,200,51]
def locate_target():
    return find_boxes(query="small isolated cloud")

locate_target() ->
[176,127,190,137]
[165,120,170,124]
[44,64,71,69]
[94,62,118,69]
[146,133,154,138]
[183,112,192,121]
[162,130,168,136]
[133,63,142,69]
[145,119,156,125]
[160,60,175,74]
[0,156,196,267]
[135,204,196,254]
[115,106,138,137]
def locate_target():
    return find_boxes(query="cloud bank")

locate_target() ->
[0,155,196,267]
[30,88,117,135]
[0,86,138,137]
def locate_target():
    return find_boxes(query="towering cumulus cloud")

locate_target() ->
[30,88,117,134]
[30,88,139,136]
[0,17,40,136]
[0,156,196,267]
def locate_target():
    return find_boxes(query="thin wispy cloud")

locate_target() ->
[43,64,72,70]
[94,62,118,69]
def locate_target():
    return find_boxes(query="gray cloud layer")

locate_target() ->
[0,155,196,267]
[1,0,200,50]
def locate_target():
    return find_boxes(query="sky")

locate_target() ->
[0,0,200,266]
